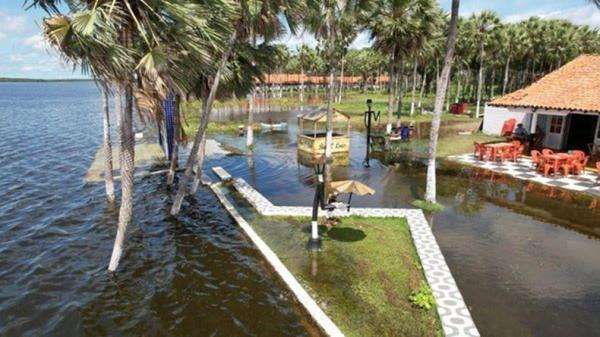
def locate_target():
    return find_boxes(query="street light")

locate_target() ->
[363,99,380,167]
[308,163,327,250]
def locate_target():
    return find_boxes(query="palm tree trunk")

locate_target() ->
[502,56,510,95]
[395,59,404,120]
[410,56,418,116]
[386,54,395,133]
[171,30,238,215]
[418,71,426,110]
[455,71,461,103]
[190,88,209,194]
[300,66,305,105]
[324,4,336,160]
[425,0,459,204]
[246,92,254,147]
[167,96,180,186]
[101,84,115,203]
[475,40,484,118]
[108,23,136,272]
[489,68,496,98]
[337,58,344,102]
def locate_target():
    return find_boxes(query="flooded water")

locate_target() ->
[209,109,600,337]
[0,82,320,337]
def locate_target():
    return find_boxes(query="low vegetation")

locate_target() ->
[231,200,443,337]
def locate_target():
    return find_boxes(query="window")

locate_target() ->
[549,116,563,134]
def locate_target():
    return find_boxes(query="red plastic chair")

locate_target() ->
[542,149,554,156]
[531,150,543,168]
[511,145,525,162]
[572,156,589,175]
[474,142,491,161]
[500,119,516,137]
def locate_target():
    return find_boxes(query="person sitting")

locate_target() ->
[512,123,529,141]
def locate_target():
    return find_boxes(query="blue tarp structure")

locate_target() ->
[158,93,176,160]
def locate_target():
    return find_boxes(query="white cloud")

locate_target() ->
[0,11,26,35]
[504,4,600,27]
[24,34,47,51]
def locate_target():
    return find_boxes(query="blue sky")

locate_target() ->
[0,1,598,79]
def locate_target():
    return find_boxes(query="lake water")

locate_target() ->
[0,82,319,337]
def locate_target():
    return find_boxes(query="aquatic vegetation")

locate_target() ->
[409,281,436,311]
[411,199,446,212]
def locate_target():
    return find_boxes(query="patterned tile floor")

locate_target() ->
[451,154,600,197]
[211,167,480,337]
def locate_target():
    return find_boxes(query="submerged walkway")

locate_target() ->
[211,167,480,337]
[451,154,600,197]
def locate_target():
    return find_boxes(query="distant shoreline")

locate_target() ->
[0,78,94,83]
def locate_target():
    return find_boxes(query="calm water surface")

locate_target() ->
[209,106,600,337]
[0,82,319,337]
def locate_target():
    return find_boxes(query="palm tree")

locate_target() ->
[466,11,500,118]
[368,0,440,132]
[424,0,459,203]
[305,0,368,159]
[171,0,305,215]
[297,45,313,105]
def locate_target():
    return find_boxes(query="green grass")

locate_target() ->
[411,200,446,213]
[235,206,443,337]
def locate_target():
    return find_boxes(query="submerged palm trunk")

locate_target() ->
[171,30,238,215]
[167,97,180,186]
[191,91,209,194]
[108,24,136,272]
[425,0,459,203]
[108,82,135,271]
[101,84,115,203]
[246,93,254,148]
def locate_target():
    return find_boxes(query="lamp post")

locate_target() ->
[363,99,380,167]
[308,163,327,250]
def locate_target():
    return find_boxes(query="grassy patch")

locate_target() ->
[235,207,443,337]
[409,281,436,310]
[411,200,446,212]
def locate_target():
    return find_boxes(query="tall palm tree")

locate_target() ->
[305,0,369,159]
[467,11,500,118]
[424,0,459,203]
[368,0,440,132]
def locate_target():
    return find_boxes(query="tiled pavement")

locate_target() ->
[212,167,480,337]
[451,154,600,197]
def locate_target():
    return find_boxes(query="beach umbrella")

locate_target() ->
[330,180,376,196]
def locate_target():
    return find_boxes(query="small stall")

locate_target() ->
[297,108,351,155]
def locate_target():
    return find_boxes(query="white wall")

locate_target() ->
[482,105,531,135]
